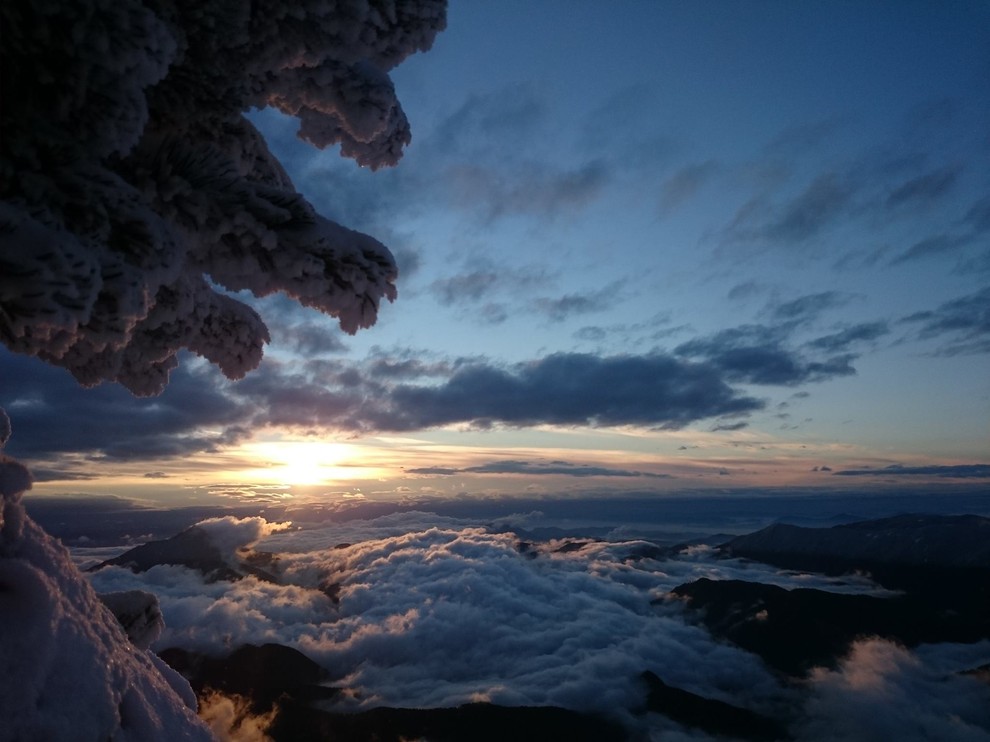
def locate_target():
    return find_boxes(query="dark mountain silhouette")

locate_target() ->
[89,525,277,582]
[670,577,989,676]
[638,671,786,741]
[720,513,990,615]
[159,643,336,712]
[268,700,628,742]
[664,514,990,676]
[721,513,990,572]
[159,643,627,742]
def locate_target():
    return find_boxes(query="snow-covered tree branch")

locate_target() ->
[1,3,445,738]
[0,0,446,395]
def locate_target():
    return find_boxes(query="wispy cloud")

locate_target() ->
[834,464,990,479]
[724,173,856,245]
[533,281,625,323]
[675,324,857,386]
[429,264,550,316]
[770,291,853,323]
[658,160,719,215]
[884,164,960,210]
[408,459,672,479]
[901,287,990,355]
[1,346,766,464]
[807,322,890,353]
[445,160,610,224]
[891,233,973,265]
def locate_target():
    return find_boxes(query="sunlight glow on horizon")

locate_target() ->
[234,440,384,486]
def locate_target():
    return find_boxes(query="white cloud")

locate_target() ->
[88,512,790,735]
[195,516,292,559]
[798,638,990,741]
[78,511,990,739]
[199,691,277,742]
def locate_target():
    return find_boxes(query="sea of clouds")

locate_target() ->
[80,511,990,740]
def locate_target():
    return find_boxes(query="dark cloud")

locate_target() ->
[763,118,844,158]
[281,322,349,356]
[721,145,967,256]
[727,281,769,302]
[431,271,500,306]
[963,194,990,233]
[428,83,548,161]
[478,303,510,325]
[675,325,856,386]
[658,160,719,214]
[771,292,851,322]
[447,160,610,224]
[891,233,972,265]
[533,282,623,323]
[28,468,100,482]
[901,287,990,355]
[0,348,250,461]
[232,363,367,430]
[0,327,859,465]
[372,353,763,431]
[574,327,608,342]
[721,169,862,249]
[297,155,416,233]
[570,313,679,351]
[392,246,424,281]
[408,459,671,479]
[287,83,608,240]
[834,464,990,479]
[884,165,960,210]
[429,265,549,311]
[807,322,890,353]
[578,84,674,168]
[762,173,855,243]
[1,345,763,453]
[367,358,452,381]
[711,421,748,432]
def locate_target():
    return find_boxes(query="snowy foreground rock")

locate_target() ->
[0,408,212,741]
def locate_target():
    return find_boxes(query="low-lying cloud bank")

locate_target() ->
[84,511,990,740]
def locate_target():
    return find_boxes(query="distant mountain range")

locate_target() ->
[720,513,990,569]
[665,514,990,676]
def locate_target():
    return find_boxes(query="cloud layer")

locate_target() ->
[83,510,990,739]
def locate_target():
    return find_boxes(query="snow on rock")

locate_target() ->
[98,590,166,651]
[0,0,447,395]
[0,407,212,740]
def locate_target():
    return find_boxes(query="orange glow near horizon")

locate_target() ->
[21,425,985,507]
[234,440,383,485]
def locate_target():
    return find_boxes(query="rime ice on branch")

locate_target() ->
[0,0,446,396]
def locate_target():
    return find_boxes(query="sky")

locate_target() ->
[3,0,989,507]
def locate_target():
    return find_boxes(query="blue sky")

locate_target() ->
[3,0,989,504]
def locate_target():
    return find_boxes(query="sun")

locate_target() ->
[238,440,357,485]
